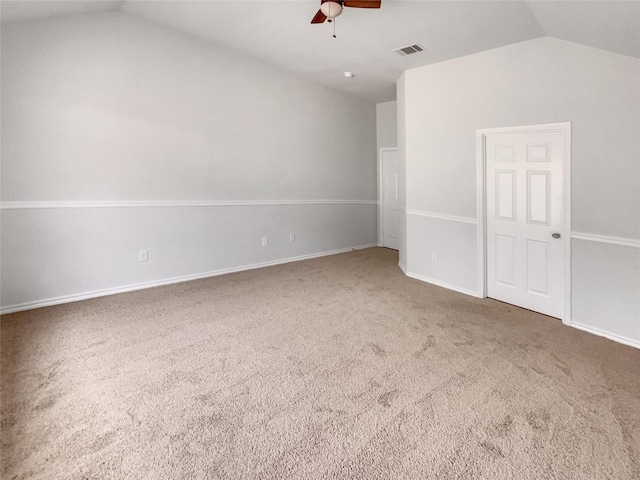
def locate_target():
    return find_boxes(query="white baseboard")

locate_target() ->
[398,270,639,350]
[571,322,640,349]
[402,269,480,298]
[0,244,378,315]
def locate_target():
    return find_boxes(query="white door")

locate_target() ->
[381,149,399,250]
[485,129,566,318]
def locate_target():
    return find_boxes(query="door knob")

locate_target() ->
[552,233,561,239]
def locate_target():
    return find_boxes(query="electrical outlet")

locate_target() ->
[139,250,149,262]
[261,237,268,247]
[289,233,296,243]
[431,253,438,263]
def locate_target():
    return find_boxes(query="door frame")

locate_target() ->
[378,147,398,247]
[475,122,572,325]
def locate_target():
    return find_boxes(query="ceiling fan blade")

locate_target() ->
[343,0,381,8]
[311,9,327,24]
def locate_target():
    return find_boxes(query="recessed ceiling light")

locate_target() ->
[344,72,354,78]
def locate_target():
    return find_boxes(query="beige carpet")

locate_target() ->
[1,247,639,479]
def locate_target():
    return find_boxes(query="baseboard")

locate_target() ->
[571,322,640,349]
[403,269,480,298]
[399,268,638,349]
[0,244,378,315]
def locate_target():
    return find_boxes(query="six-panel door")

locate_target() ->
[486,130,565,318]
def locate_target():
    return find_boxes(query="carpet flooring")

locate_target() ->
[1,247,639,479]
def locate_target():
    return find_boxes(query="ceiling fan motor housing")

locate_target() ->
[311,0,380,25]
[320,1,344,20]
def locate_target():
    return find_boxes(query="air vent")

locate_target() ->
[393,44,424,56]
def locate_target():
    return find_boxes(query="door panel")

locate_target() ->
[382,150,399,250]
[486,130,565,318]
[496,171,516,220]
[495,234,516,287]
[526,239,549,295]
[527,171,550,225]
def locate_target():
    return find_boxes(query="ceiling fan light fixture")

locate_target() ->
[344,72,354,78]
[320,1,343,20]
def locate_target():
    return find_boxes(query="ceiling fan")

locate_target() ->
[311,0,382,24]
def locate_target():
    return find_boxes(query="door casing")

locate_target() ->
[476,122,572,325]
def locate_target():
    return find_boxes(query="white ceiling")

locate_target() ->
[2,1,639,103]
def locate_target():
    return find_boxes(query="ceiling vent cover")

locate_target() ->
[393,44,424,56]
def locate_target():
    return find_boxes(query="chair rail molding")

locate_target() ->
[0,199,379,209]
[571,232,640,249]
[404,209,477,224]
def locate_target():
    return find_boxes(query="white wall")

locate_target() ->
[0,12,378,312]
[376,101,397,151]
[400,37,640,346]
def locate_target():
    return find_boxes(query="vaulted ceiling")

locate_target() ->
[2,1,639,103]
